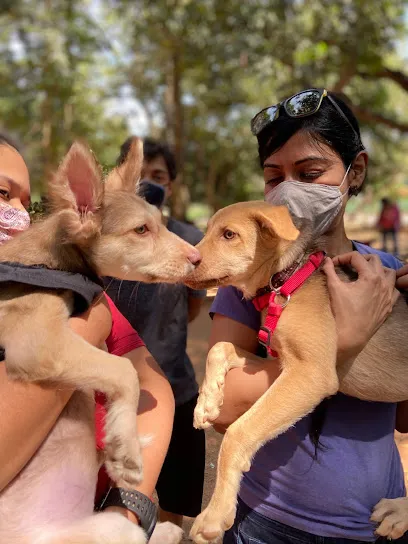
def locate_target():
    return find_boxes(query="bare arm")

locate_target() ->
[188,295,204,323]
[0,297,111,491]
[396,264,408,291]
[106,346,174,524]
[129,346,174,497]
[210,315,280,433]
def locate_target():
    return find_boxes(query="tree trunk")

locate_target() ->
[164,47,189,220]
[40,0,56,185]
[63,0,75,140]
[333,64,356,93]
[205,158,218,213]
[41,94,53,177]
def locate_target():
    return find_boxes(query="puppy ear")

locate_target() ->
[253,205,299,242]
[48,141,103,213]
[104,137,143,193]
[48,141,103,245]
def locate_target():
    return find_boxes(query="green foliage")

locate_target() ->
[1,0,408,214]
[27,199,48,222]
[108,0,408,213]
[0,0,129,190]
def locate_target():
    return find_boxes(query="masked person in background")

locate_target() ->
[105,138,206,529]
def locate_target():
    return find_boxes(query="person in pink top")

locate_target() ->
[378,197,401,255]
[0,133,175,541]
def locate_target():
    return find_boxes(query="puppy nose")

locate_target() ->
[187,247,202,266]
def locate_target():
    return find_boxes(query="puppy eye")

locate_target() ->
[134,225,148,234]
[223,230,236,240]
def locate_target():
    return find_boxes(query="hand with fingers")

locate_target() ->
[322,251,400,364]
[396,263,408,291]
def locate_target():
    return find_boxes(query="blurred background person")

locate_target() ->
[378,197,401,256]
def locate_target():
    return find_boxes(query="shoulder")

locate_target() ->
[353,241,403,270]
[167,217,203,245]
[210,286,261,331]
[69,295,112,348]
[104,294,145,356]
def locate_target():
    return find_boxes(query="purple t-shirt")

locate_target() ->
[210,243,404,541]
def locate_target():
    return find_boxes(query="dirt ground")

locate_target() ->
[181,297,222,542]
[179,228,408,541]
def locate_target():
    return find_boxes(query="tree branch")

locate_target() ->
[359,67,408,93]
[352,105,408,132]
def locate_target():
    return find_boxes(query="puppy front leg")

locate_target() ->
[7,322,143,489]
[55,331,144,489]
[3,297,144,488]
[371,497,408,540]
[194,342,265,429]
[190,365,339,544]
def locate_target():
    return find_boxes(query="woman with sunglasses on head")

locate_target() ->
[209,89,408,544]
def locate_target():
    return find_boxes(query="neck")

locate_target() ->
[319,221,353,257]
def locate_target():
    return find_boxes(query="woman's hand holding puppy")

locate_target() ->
[323,252,399,364]
[396,263,408,291]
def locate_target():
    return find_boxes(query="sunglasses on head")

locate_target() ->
[250,88,361,143]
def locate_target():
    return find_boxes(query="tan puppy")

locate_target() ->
[0,140,194,544]
[185,201,408,544]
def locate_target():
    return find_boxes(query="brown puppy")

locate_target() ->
[185,201,408,544]
[0,140,195,544]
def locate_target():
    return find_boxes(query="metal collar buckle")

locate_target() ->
[275,292,291,308]
[267,282,291,309]
[258,326,271,348]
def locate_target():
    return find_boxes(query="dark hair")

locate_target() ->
[257,92,364,191]
[117,136,177,181]
[0,132,20,152]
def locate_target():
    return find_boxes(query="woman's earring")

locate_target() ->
[348,186,360,197]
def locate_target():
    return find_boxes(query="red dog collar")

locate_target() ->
[253,252,325,357]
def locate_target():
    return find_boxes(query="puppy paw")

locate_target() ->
[104,402,143,488]
[371,497,408,540]
[150,522,184,544]
[104,447,143,488]
[190,504,236,543]
[194,377,225,429]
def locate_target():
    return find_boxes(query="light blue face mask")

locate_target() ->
[265,165,351,238]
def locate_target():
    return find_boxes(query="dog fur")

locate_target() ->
[185,201,408,543]
[0,140,193,544]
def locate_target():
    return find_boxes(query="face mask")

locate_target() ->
[265,165,351,238]
[138,179,166,209]
[0,202,31,244]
